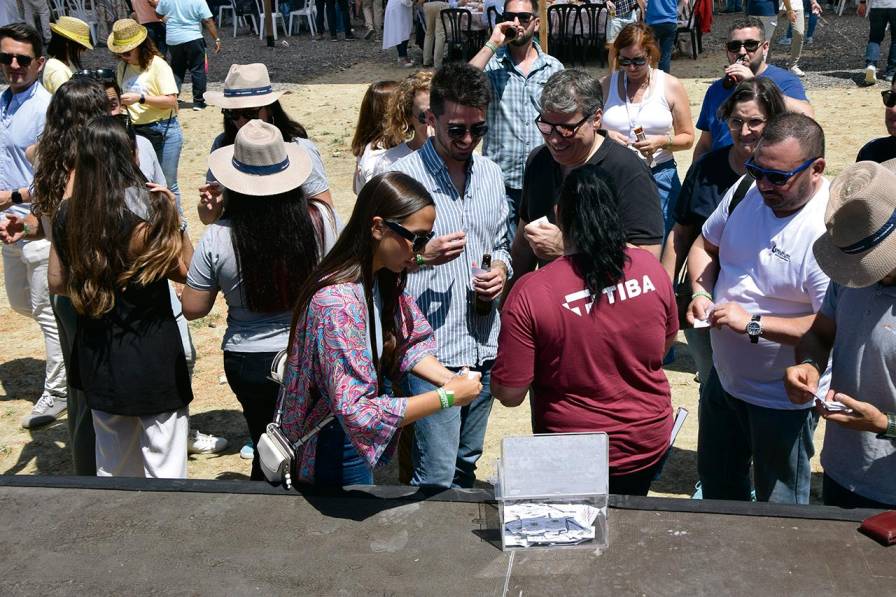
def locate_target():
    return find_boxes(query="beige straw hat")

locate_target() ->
[50,16,93,50]
[204,63,289,109]
[208,120,312,196]
[813,160,896,288]
[107,19,148,54]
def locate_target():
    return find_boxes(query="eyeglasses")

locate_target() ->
[535,113,592,138]
[744,156,819,186]
[73,68,116,81]
[503,11,534,24]
[384,219,435,253]
[727,116,767,132]
[416,110,427,125]
[618,56,648,68]
[725,39,762,53]
[223,107,262,121]
[883,90,896,108]
[446,122,489,140]
[0,52,34,67]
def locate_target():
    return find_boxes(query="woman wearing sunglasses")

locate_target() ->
[200,63,333,225]
[182,120,342,481]
[600,22,694,234]
[277,171,483,487]
[856,74,896,164]
[43,17,93,94]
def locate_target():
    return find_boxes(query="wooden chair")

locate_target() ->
[547,4,583,65]
[675,0,704,60]
[440,8,474,62]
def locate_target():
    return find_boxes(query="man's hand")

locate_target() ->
[422,231,467,265]
[786,8,797,22]
[523,219,563,261]
[858,2,867,16]
[784,363,820,405]
[472,262,507,301]
[120,92,141,106]
[213,39,222,54]
[488,21,519,47]
[0,216,25,244]
[686,294,713,325]
[724,60,755,84]
[818,391,889,434]
[709,301,751,334]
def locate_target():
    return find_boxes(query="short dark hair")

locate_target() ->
[727,16,766,41]
[503,0,539,13]
[717,78,787,122]
[429,62,492,116]
[760,112,825,159]
[0,22,44,57]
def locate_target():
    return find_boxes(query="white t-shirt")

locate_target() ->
[702,176,832,409]
[354,142,388,194]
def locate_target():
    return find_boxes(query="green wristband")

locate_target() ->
[485,41,499,54]
[692,291,713,302]
[415,253,425,267]
[436,387,450,409]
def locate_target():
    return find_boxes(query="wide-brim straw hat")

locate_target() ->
[50,16,93,50]
[208,120,311,196]
[813,160,896,288]
[107,19,147,54]
[204,63,289,109]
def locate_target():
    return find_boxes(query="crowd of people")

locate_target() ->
[1,4,895,510]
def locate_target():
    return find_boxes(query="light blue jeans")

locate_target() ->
[652,159,682,237]
[144,116,183,202]
[697,367,819,504]
[403,363,494,489]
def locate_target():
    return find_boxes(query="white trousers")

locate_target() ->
[2,241,67,400]
[93,407,189,478]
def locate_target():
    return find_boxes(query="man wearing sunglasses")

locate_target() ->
[686,113,831,505]
[1,24,68,428]
[391,63,511,490]
[469,0,563,239]
[693,17,812,162]
[856,74,896,163]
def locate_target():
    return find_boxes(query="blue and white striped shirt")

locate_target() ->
[391,139,512,368]
[482,44,564,191]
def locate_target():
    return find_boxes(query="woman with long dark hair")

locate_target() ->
[181,120,342,480]
[199,63,333,225]
[492,164,677,496]
[48,115,194,478]
[277,171,483,487]
[43,16,93,93]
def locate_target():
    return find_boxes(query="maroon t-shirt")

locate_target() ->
[493,249,677,475]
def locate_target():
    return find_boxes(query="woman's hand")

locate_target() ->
[632,134,667,157]
[442,370,483,407]
[606,129,631,146]
[120,92,141,106]
[147,182,176,203]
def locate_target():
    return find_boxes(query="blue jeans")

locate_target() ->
[404,363,494,489]
[724,0,742,11]
[144,116,183,202]
[314,419,374,486]
[649,22,678,74]
[865,8,896,75]
[652,159,682,237]
[697,367,818,504]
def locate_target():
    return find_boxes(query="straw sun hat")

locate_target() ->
[813,160,896,288]
[106,19,147,54]
[50,16,93,50]
[208,120,311,196]
[204,63,289,109]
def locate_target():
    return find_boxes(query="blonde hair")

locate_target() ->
[383,70,433,147]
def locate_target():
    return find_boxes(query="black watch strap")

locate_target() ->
[11,190,23,204]
[749,314,761,344]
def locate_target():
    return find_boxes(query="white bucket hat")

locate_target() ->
[204,63,289,109]
[207,120,311,196]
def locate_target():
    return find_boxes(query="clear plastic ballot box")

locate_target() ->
[494,433,609,551]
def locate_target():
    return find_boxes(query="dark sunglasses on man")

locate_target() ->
[73,68,116,81]
[883,90,896,108]
[725,39,762,53]
[384,219,435,253]
[0,52,34,67]
[503,11,534,25]
[744,156,819,186]
[446,122,489,140]
[534,113,591,138]
[223,107,263,121]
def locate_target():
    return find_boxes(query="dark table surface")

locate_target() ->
[0,476,892,596]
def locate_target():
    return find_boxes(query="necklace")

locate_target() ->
[623,67,652,137]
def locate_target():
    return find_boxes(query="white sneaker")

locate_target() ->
[21,394,66,428]
[790,65,806,77]
[865,64,878,86]
[188,429,229,454]
[239,440,254,460]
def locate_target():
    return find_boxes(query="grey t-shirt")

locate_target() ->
[206,132,330,199]
[186,203,342,353]
[820,282,896,505]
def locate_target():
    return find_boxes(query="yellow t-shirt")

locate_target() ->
[117,55,179,125]
[42,57,73,94]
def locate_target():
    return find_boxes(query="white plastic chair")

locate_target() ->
[253,0,287,40]
[289,0,317,36]
[69,0,99,45]
[218,0,259,37]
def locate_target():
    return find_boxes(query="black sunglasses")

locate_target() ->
[618,56,648,67]
[726,39,762,53]
[223,107,262,121]
[745,156,819,186]
[503,11,534,24]
[73,68,116,81]
[535,113,592,138]
[0,52,34,67]
[446,122,489,140]
[384,220,434,253]
[883,90,896,108]
[416,110,427,125]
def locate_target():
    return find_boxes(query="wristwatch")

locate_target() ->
[139,93,146,104]
[877,413,896,440]
[746,314,762,344]
[10,189,22,204]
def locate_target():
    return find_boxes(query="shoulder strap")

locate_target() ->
[727,173,754,216]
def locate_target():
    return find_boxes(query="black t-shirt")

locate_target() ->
[856,136,896,163]
[519,133,664,246]
[673,145,740,228]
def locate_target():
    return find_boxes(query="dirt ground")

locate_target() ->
[0,30,885,499]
